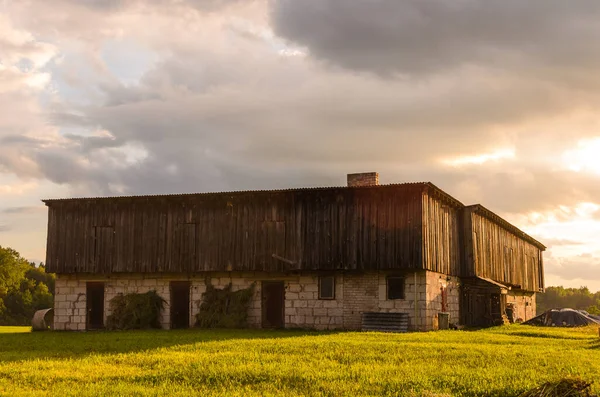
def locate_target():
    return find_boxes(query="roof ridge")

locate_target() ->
[42,182,432,203]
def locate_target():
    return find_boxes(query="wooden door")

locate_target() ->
[490,293,502,322]
[86,282,105,330]
[473,292,487,327]
[170,281,190,329]
[261,281,285,328]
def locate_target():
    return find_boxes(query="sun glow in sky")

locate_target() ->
[563,138,600,174]
[1,0,600,291]
[441,149,516,166]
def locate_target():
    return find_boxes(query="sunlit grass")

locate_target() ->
[0,326,31,333]
[0,325,598,396]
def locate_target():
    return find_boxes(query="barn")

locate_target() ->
[43,172,545,331]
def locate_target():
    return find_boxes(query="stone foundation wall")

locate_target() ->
[343,273,379,329]
[104,277,172,328]
[506,291,536,322]
[54,277,87,331]
[424,272,460,330]
[53,270,459,331]
[284,274,345,330]
[376,272,422,331]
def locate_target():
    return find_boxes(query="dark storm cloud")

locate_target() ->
[272,0,600,77]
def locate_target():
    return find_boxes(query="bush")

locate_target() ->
[106,290,166,330]
[195,282,255,328]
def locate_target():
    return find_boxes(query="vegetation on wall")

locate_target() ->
[195,282,255,328]
[106,290,166,330]
[537,286,600,315]
[0,246,54,326]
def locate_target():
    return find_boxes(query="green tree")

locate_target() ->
[537,286,600,315]
[0,246,29,296]
[0,246,55,325]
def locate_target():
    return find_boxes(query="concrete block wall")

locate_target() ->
[53,270,459,332]
[54,277,87,331]
[104,276,171,329]
[54,274,174,330]
[376,272,423,331]
[343,273,379,329]
[374,271,459,331]
[423,271,460,330]
[284,274,345,330]
[506,291,536,322]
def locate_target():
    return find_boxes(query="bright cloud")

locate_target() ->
[563,138,600,174]
[441,149,516,166]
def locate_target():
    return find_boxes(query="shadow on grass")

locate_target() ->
[506,331,586,340]
[0,328,340,363]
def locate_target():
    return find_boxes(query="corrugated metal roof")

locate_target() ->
[41,181,438,203]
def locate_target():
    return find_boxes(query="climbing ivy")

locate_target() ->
[195,282,255,328]
[106,290,166,330]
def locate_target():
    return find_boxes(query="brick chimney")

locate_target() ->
[347,172,379,187]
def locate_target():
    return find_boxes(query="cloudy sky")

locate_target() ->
[1,0,600,290]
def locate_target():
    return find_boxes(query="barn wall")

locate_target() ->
[53,270,453,332]
[422,192,461,276]
[53,277,87,331]
[467,211,543,291]
[284,274,345,330]
[506,290,536,322]
[424,271,460,330]
[45,185,428,275]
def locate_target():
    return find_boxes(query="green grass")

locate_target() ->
[0,326,30,334]
[0,325,598,396]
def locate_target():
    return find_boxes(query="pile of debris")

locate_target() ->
[523,309,600,327]
[519,378,596,397]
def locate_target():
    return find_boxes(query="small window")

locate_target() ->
[387,276,405,300]
[319,276,335,300]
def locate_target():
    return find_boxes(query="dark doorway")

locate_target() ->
[170,281,190,329]
[86,282,105,330]
[261,281,285,328]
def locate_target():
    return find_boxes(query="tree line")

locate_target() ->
[536,286,600,315]
[0,246,54,325]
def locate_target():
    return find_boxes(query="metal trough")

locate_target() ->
[32,308,54,331]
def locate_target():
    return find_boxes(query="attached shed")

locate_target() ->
[460,205,546,326]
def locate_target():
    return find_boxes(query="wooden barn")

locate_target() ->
[44,172,545,331]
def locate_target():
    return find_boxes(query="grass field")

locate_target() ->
[0,325,598,396]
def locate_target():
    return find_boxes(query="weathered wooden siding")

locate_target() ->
[45,185,428,274]
[464,210,544,292]
[422,191,461,276]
